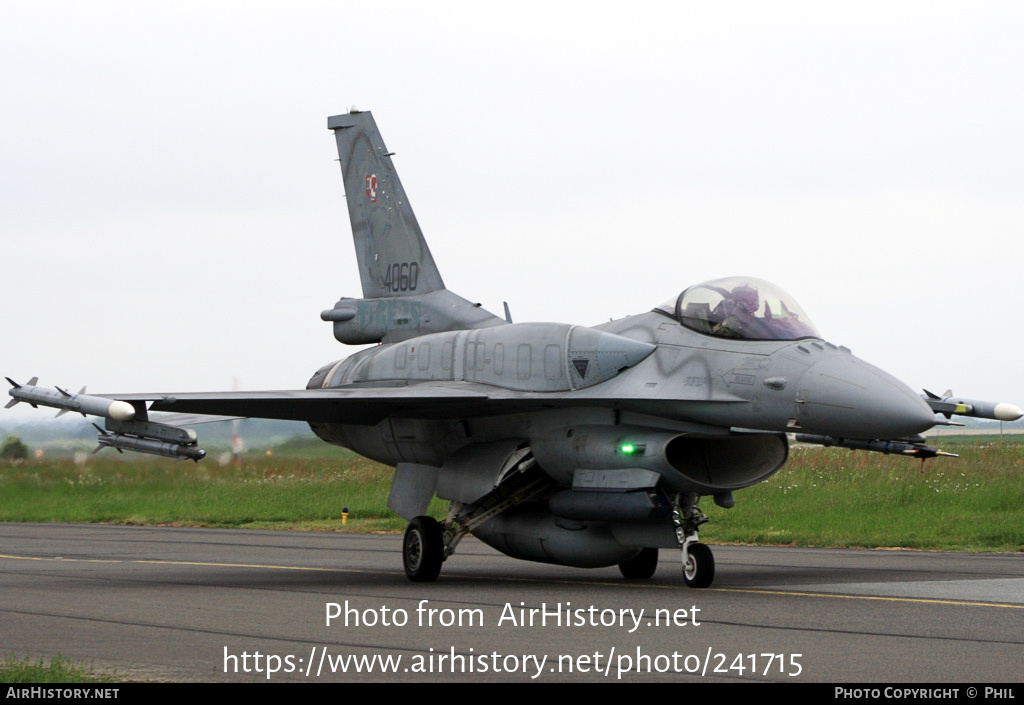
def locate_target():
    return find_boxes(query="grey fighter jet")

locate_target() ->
[8,111,1021,587]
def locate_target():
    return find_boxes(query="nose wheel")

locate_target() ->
[682,541,715,588]
[673,492,715,588]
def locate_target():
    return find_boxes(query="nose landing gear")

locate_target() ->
[673,493,715,588]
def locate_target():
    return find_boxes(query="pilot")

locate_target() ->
[712,285,760,338]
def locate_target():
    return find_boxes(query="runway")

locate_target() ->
[1,523,1022,682]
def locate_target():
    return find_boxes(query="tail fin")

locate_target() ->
[328,111,444,298]
[324,111,505,345]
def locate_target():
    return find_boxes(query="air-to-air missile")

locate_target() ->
[6,378,206,461]
[923,390,1024,422]
[795,391,1022,458]
[93,424,206,461]
[793,434,958,459]
[5,377,136,420]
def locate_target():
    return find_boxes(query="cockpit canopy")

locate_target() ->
[655,276,820,341]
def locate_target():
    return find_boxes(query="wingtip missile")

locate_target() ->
[923,390,1023,422]
[6,378,136,421]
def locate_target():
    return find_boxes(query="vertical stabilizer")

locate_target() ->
[329,111,444,299]
[324,111,506,345]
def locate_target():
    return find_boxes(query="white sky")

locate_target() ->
[2,1,1022,417]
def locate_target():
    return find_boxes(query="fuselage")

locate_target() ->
[306,308,934,496]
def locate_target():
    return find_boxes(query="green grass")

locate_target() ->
[0,655,121,683]
[0,452,437,532]
[703,441,1024,551]
[1,438,1022,551]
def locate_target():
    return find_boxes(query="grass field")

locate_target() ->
[0,655,121,684]
[1,437,1021,551]
[705,439,1024,551]
[0,450,430,532]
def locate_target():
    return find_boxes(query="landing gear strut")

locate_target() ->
[401,451,552,582]
[673,492,715,588]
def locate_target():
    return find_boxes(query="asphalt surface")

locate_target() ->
[1,523,1022,682]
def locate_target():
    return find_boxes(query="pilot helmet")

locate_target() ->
[733,285,759,314]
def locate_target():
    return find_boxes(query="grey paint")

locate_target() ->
[328,111,445,298]
[8,111,1021,587]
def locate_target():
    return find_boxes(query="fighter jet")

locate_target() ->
[8,111,1021,587]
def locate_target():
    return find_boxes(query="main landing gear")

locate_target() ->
[403,516,444,582]
[402,455,554,582]
[673,492,715,588]
[401,486,718,588]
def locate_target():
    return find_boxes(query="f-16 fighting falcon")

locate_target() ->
[9,111,1021,587]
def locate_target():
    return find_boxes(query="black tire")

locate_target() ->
[403,516,444,582]
[618,547,658,579]
[683,543,715,588]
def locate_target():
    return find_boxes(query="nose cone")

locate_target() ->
[797,354,935,439]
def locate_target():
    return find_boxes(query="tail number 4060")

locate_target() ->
[384,262,419,292]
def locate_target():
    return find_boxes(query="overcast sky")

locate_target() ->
[2,1,1022,420]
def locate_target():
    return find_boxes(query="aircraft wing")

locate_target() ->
[5,378,503,461]
[5,376,744,461]
[106,386,493,425]
[8,376,743,429]
[109,383,748,425]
